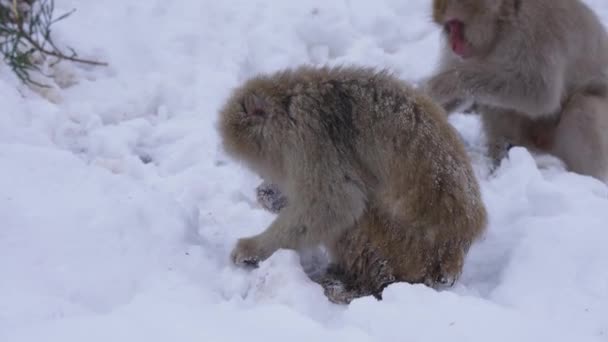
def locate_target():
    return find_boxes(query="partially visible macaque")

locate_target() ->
[219,66,487,303]
[427,0,608,182]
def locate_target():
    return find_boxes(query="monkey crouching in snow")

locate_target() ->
[218,65,487,303]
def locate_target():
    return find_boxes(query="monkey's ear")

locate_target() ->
[242,93,268,117]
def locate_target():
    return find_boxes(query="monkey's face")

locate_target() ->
[432,0,502,59]
[218,85,291,181]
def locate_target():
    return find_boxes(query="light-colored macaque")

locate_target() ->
[427,0,608,182]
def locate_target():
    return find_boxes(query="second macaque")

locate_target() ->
[426,0,608,182]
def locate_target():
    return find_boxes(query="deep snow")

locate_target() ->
[1,0,607,341]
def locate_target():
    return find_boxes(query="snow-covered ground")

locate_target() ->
[1,0,608,341]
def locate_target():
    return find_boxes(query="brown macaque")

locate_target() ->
[427,0,608,182]
[219,66,487,303]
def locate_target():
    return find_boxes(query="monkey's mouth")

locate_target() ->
[444,20,470,58]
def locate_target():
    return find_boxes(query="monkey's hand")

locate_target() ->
[230,237,274,268]
[256,182,288,213]
[425,70,466,113]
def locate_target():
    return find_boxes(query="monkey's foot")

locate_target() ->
[317,263,396,304]
[320,278,394,304]
[256,182,288,213]
[486,141,513,174]
[230,237,272,268]
[315,266,358,304]
[321,279,356,305]
[425,273,458,289]
[423,250,464,289]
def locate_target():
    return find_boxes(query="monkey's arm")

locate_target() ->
[427,61,565,117]
[231,176,367,266]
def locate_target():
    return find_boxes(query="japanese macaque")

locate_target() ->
[219,66,487,303]
[426,0,608,182]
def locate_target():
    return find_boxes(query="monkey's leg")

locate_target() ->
[480,109,543,170]
[480,110,522,168]
[551,93,608,182]
[256,181,288,213]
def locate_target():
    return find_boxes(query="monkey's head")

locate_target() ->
[432,0,515,59]
[218,75,295,182]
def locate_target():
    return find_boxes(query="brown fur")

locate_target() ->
[427,0,608,182]
[219,66,487,303]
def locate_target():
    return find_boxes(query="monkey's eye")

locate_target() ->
[445,20,462,34]
[240,108,266,119]
[240,102,265,117]
[445,20,465,39]
[251,109,265,116]
[242,94,268,117]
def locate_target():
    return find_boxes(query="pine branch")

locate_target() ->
[0,0,107,86]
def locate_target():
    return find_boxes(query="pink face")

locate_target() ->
[445,19,471,58]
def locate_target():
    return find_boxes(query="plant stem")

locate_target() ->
[20,32,107,66]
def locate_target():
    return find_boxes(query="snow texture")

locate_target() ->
[1,0,607,341]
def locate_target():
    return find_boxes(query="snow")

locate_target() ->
[1,0,607,341]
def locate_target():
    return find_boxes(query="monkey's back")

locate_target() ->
[286,66,484,229]
[499,0,608,91]
[335,68,484,229]
[283,67,487,301]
